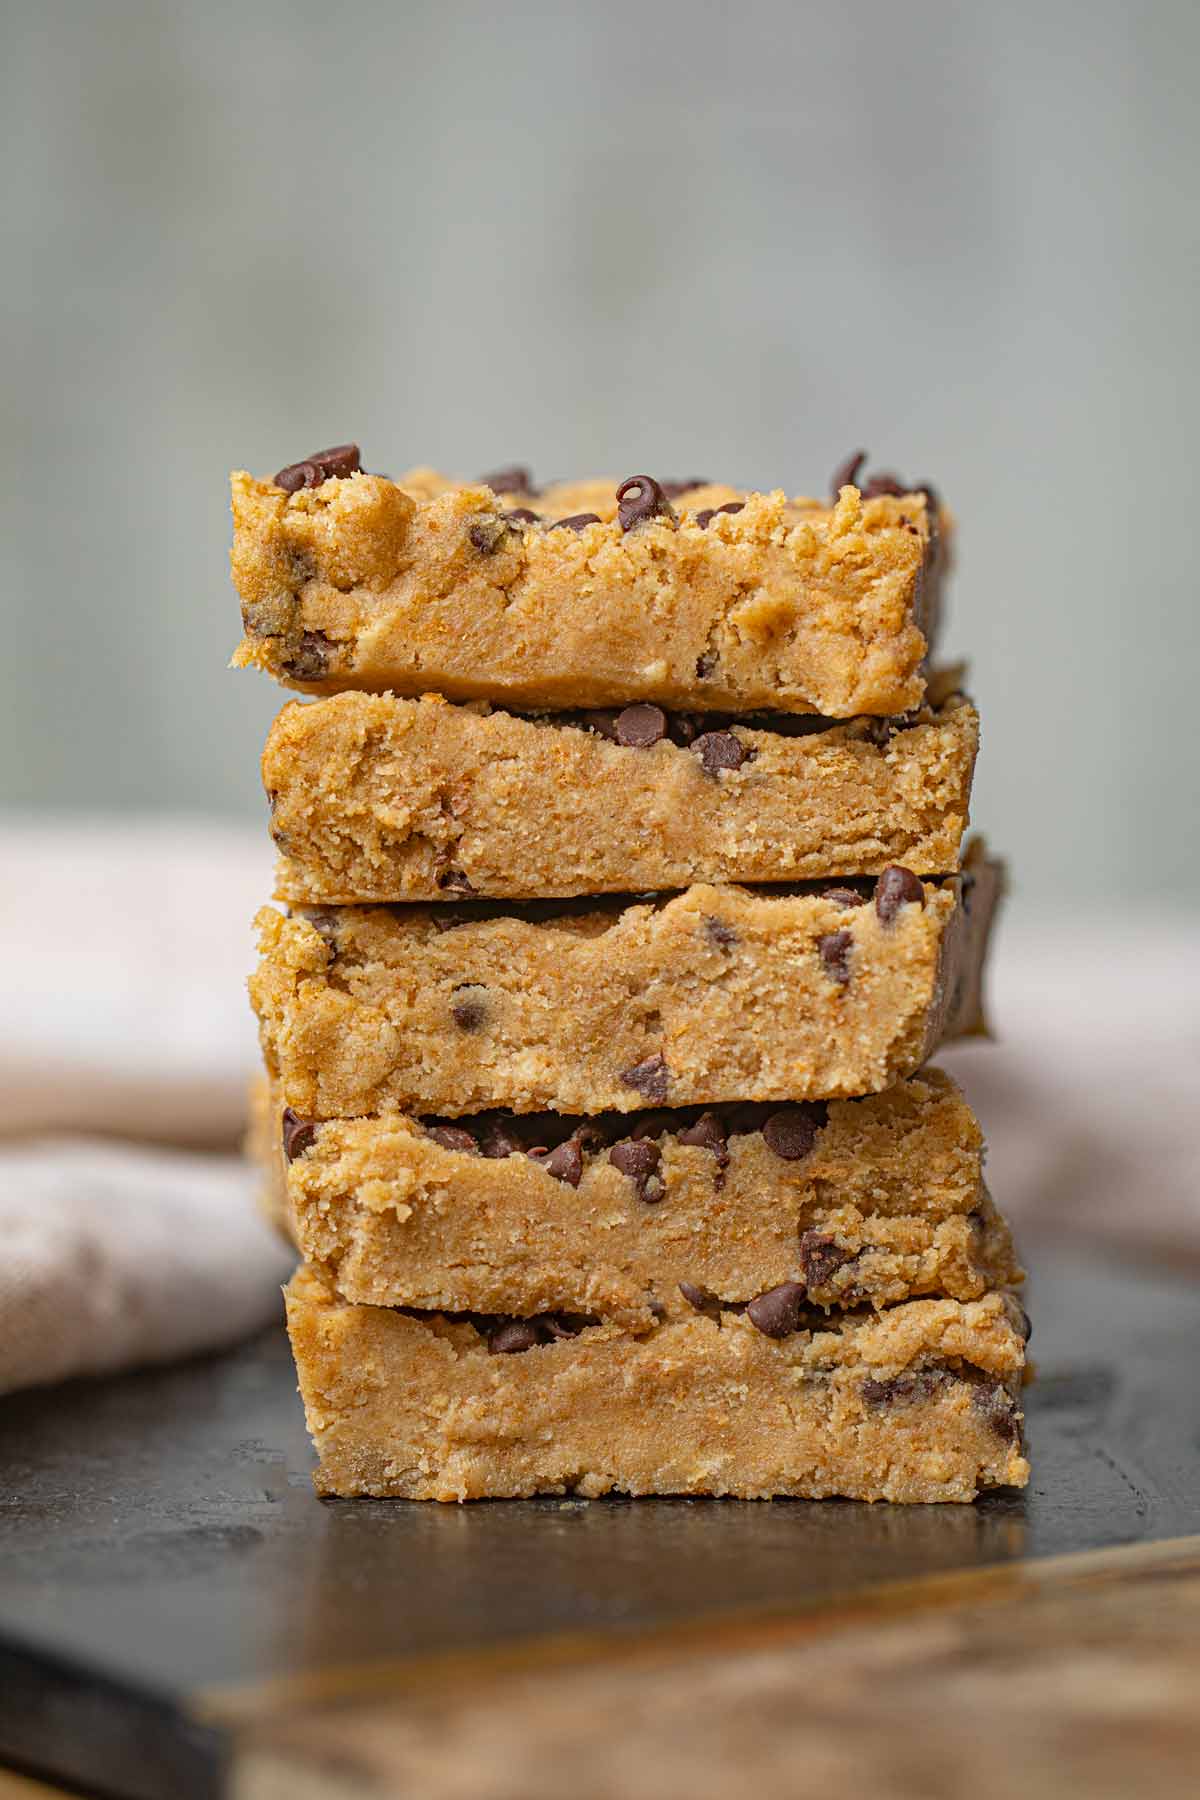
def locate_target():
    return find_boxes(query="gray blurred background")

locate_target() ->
[2,0,1197,906]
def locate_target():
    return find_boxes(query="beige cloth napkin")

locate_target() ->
[1,815,1197,1395]
[0,816,289,1396]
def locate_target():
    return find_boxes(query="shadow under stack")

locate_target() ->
[233,448,1029,1503]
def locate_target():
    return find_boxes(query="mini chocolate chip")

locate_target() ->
[694,501,746,528]
[437,868,476,894]
[875,865,926,924]
[479,1120,524,1159]
[830,450,866,496]
[619,1053,670,1102]
[478,466,535,494]
[488,1320,541,1354]
[659,479,709,499]
[798,1230,853,1289]
[451,987,488,1032]
[549,512,602,532]
[647,1296,668,1321]
[533,1138,584,1187]
[821,886,868,909]
[503,507,542,526]
[274,444,362,491]
[677,1111,729,1170]
[862,1368,947,1407]
[692,730,748,775]
[542,1313,590,1341]
[616,475,675,532]
[865,717,894,748]
[818,929,853,985]
[704,916,738,949]
[281,1108,318,1162]
[970,1379,1021,1444]
[695,651,718,678]
[614,703,667,748]
[426,1124,479,1154]
[300,908,341,955]
[747,1281,809,1339]
[679,1281,723,1320]
[468,515,509,555]
[670,712,704,744]
[284,631,332,680]
[761,1105,826,1162]
[609,1138,664,1202]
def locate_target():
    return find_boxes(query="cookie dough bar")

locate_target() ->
[252,842,998,1117]
[264,687,978,903]
[261,1070,1020,1330]
[232,462,944,717]
[285,1264,1029,1501]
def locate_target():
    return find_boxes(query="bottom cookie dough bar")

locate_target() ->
[264,1070,1021,1329]
[286,1265,1029,1503]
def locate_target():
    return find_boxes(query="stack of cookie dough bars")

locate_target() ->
[234,448,1029,1504]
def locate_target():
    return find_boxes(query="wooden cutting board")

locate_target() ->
[2,1244,1198,1799]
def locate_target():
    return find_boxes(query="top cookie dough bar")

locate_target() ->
[231,450,946,717]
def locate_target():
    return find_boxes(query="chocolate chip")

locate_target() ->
[549,512,602,532]
[865,717,894,748]
[818,929,853,985]
[532,1137,584,1187]
[479,1119,524,1159]
[677,1111,729,1170]
[875,865,925,924]
[798,1231,853,1289]
[614,703,667,748]
[281,1108,318,1162]
[679,1281,723,1320]
[468,515,509,555]
[761,1104,826,1162]
[503,507,542,526]
[609,1137,664,1202]
[619,1053,670,1102]
[830,451,866,496]
[450,987,488,1032]
[862,1368,948,1407]
[426,1124,479,1154]
[542,1313,590,1341]
[616,475,675,532]
[820,886,868,909]
[437,868,476,894]
[284,631,332,680]
[861,472,907,498]
[694,501,746,528]
[747,1281,809,1339]
[488,1320,541,1354]
[970,1379,1021,1444]
[695,651,718,678]
[659,479,709,499]
[692,730,748,775]
[300,908,341,955]
[274,444,362,492]
[478,466,535,494]
[704,916,738,949]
